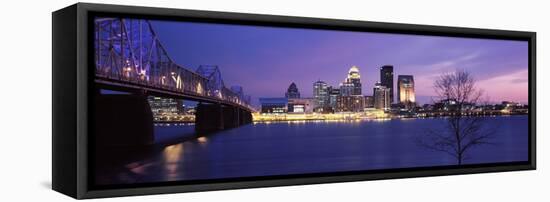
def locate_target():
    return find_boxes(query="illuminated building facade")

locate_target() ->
[373,82,391,110]
[336,96,364,112]
[148,96,184,115]
[288,98,315,113]
[340,66,362,96]
[335,66,364,112]
[328,87,340,111]
[364,95,374,108]
[397,75,416,107]
[259,98,288,113]
[313,80,329,111]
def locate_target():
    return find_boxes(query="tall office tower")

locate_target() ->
[397,75,416,107]
[380,65,394,103]
[373,82,391,110]
[328,86,340,110]
[285,82,301,99]
[340,66,362,96]
[313,80,329,109]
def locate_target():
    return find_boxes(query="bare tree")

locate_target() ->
[418,69,496,165]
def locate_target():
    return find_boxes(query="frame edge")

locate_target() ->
[52,3,79,199]
[66,2,537,199]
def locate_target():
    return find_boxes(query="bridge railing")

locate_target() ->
[94,18,254,111]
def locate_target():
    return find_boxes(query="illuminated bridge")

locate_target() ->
[93,18,254,142]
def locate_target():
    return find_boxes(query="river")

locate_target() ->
[94,115,528,185]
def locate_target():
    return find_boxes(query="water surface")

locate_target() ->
[97,116,528,185]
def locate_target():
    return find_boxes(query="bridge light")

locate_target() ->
[196,82,204,94]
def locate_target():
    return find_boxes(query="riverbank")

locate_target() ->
[252,112,528,123]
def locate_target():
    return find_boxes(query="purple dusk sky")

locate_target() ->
[150,20,528,105]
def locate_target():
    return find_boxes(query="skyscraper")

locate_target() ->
[397,75,416,107]
[340,66,362,96]
[313,80,329,110]
[373,82,391,110]
[328,87,340,111]
[339,82,354,96]
[380,65,394,103]
[285,82,300,99]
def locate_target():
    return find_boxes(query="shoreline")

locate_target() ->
[252,113,528,123]
[152,113,528,125]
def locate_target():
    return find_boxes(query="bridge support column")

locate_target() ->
[94,92,154,147]
[235,107,241,126]
[195,103,224,133]
[239,109,245,125]
[244,110,252,124]
[222,106,240,129]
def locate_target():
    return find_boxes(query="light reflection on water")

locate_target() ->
[197,136,208,144]
[106,115,528,184]
[253,118,393,125]
[163,143,184,180]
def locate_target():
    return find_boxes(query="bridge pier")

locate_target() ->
[195,103,253,133]
[195,103,224,133]
[94,92,154,147]
[239,108,252,125]
[223,106,239,129]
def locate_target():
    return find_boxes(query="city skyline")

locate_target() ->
[90,18,530,187]
[151,20,528,105]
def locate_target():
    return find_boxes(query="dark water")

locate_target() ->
[98,116,528,185]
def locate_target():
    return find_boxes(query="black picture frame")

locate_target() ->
[52,3,536,199]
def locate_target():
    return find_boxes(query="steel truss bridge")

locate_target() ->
[94,18,253,112]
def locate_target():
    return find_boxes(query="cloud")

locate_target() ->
[402,52,482,96]
[510,78,528,84]
[477,68,528,84]
[424,51,482,71]
[475,69,528,103]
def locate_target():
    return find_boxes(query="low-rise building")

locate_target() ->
[259,98,288,113]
